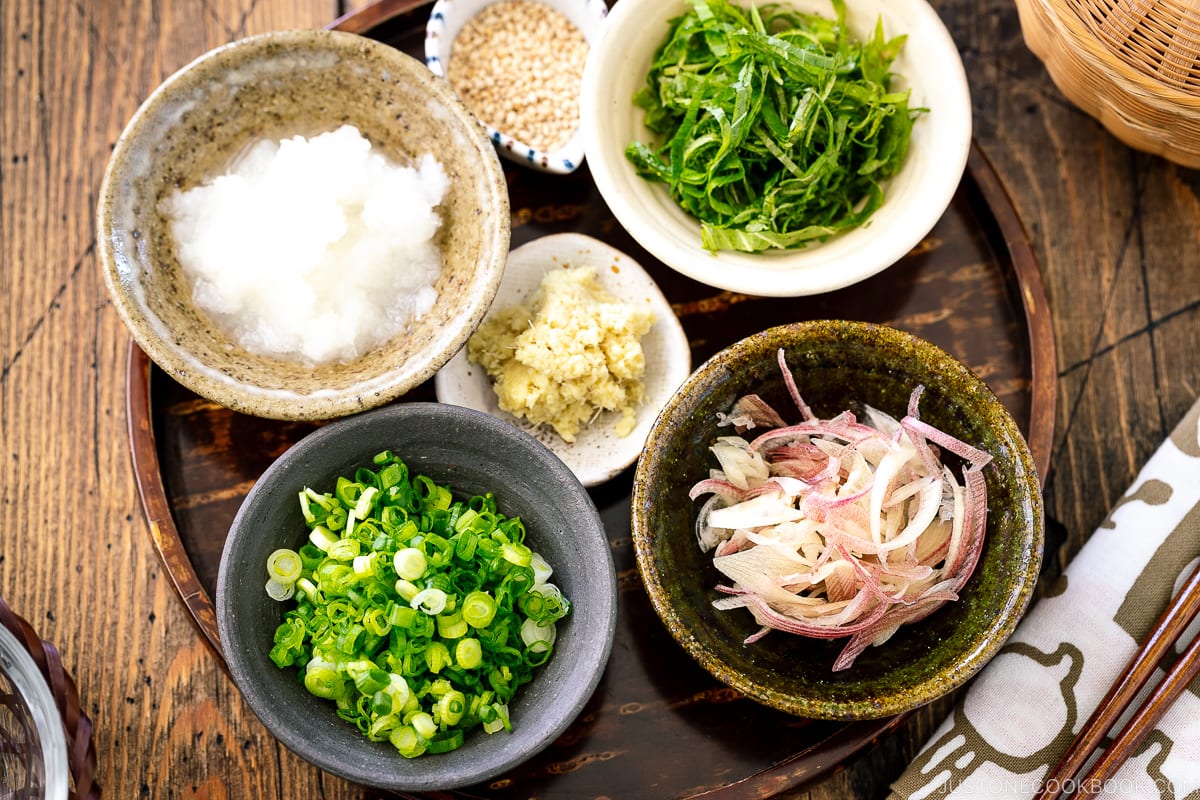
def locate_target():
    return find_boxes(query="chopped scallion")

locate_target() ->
[265,451,571,759]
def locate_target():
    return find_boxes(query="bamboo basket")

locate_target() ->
[1015,0,1200,168]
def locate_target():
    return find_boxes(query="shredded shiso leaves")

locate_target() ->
[627,0,922,253]
[691,351,991,671]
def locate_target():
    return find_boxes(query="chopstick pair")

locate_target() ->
[1033,560,1200,800]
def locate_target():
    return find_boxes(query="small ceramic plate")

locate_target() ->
[436,233,691,486]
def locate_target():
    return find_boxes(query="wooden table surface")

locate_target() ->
[3,0,1198,798]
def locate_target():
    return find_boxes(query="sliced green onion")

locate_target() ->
[424,641,451,674]
[410,711,437,740]
[265,578,294,602]
[367,713,398,741]
[354,486,379,519]
[455,638,483,670]
[327,537,361,562]
[363,607,391,637]
[461,591,497,629]
[437,611,468,640]
[309,526,339,552]
[389,725,426,759]
[304,663,343,700]
[325,506,347,532]
[387,604,418,629]
[426,729,464,754]
[435,690,467,727]
[530,552,553,585]
[393,548,427,581]
[501,542,532,567]
[411,588,448,616]
[358,669,388,695]
[482,703,511,734]
[384,673,411,709]
[298,543,325,571]
[520,618,556,652]
[352,554,377,580]
[265,451,570,759]
[394,579,420,602]
[296,577,319,601]
[267,548,303,585]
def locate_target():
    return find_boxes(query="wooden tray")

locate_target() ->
[125,4,1056,794]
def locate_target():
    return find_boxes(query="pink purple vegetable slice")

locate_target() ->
[691,350,991,670]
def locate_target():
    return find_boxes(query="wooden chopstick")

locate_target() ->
[1074,632,1200,797]
[1033,560,1200,800]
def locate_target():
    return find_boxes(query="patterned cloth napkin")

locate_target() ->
[889,398,1200,800]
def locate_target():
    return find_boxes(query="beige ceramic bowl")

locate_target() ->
[98,29,510,420]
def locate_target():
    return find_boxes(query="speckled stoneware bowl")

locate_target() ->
[97,29,510,421]
[632,321,1044,721]
[216,402,616,791]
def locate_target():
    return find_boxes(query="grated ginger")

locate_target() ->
[466,265,654,443]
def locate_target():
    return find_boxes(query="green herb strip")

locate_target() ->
[266,450,570,759]
[626,0,922,253]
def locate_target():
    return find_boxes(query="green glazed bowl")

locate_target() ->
[631,321,1044,720]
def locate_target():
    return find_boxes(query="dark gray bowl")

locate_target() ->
[216,402,616,791]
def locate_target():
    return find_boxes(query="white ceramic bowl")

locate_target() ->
[426,0,609,174]
[580,0,972,297]
[435,233,691,486]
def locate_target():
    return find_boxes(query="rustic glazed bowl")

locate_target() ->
[632,321,1043,720]
[216,402,617,791]
[581,0,972,297]
[98,29,510,421]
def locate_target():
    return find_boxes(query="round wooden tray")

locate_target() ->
[125,5,1056,793]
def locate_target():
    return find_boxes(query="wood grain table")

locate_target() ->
[2,0,1198,798]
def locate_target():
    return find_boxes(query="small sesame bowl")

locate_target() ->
[217,402,617,791]
[632,321,1044,720]
[426,0,608,174]
[580,0,972,296]
[97,29,510,421]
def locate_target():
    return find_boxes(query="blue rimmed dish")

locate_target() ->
[425,0,608,174]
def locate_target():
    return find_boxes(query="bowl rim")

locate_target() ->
[96,28,510,421]
[631,320,1045,720]
[580,0,973,297]
[215,401,618,790]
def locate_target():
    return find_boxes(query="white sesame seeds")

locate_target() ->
[447,1,589,154]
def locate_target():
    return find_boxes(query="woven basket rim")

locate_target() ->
[1030,0,1200,108]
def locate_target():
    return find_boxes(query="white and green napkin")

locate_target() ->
[889,398,1200,800]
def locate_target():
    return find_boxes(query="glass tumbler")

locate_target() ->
[0,622,68,799]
